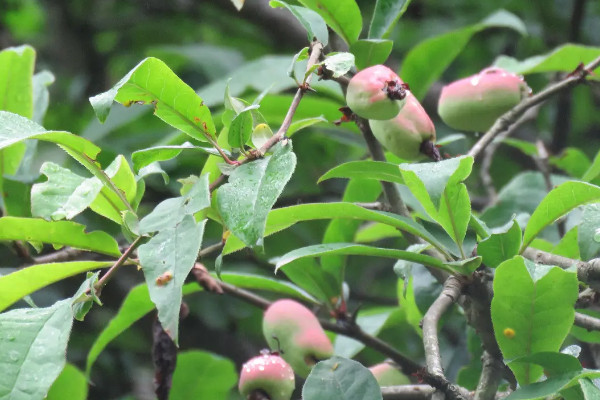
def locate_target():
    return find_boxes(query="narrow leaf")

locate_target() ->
[89,57,216,141]
[217,141,296,248]
[495,44,600,75]
[0,261,112,313]
[269,1,329,46]
[521,181,600,252]
[132,142,224,172]
[138,216,205,344]
[369,0,412,39]
[319,160,404,184]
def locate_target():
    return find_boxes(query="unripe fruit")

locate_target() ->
[238,351,295,400]
[369,93,437,161]
[346,65,409,120]
[262,299,333,378]
[438,67,531,132]
[369,362,410,386]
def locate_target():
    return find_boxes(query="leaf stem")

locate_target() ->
[93,236,144,295]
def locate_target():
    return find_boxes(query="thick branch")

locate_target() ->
[522,248,600,289]
[474,351,504,400]
[468,55,600,160]
[381,385,435,399]
[575,312,600,331]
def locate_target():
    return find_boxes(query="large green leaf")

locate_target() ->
[217,141,296,248]
[302,356,383,400]
[89,57,216,141]
[478,219,522,268]
[521,181,600,252]
[495,44,600,75]
[46,364,88,400]
[369,0,412,39]
[269,1,329,46]
[579,204,600,260]
[138,216,205,344]
[223,202,448,256]
[401,10,526,100]
[297,0,362,45]
[274,243,454,273]
[0,299,73,400]
[319,160,404,184]
[0,261,112,312]
[0,112,134,219]
[169,351,237,400]
[350,39,394,70]
[0,217,120,256]
[491,256,578,384]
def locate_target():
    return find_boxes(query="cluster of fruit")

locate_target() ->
[346,65,531,160]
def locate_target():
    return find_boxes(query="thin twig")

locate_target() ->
[94,236,144,294]
[354,201,389,211]
[575,312,600,331]
[381,385,435,399]
[32,247,86,264]
[468,55,600,160]
[197,241,224,259]
[422,276,469,400]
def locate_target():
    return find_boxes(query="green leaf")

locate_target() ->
[521,181,600,252]
[0,111,134,219]
[169,351,237,400]
[582,148,600,182]
[0,261,112,312]
[369,0,412,39]
[216,272,318,303]
[269,1,329,46]
[356,223,402,242]
[552,227,580,259]
[0,299,73,400]
[579,204,600,260]
[0,217,120,256]
[302,356,383,400]
[297,0,362,45]
[228,106,255,149]
[319,160,404,184]
[46,364,88,400]
[32,70,54,124]
[494,44,600,75]
[502,138,538,157]
[491,256,579,384]
[478,219,522,268]
[506,370,600,400]
[550,148,591,179]
[288,116,327,136]
[0,45,35,118]
[139,173,210,234]
[580,378,600,398]
[323,52,355,78]
[350,39,393,70]
[223,202,448,256]
[401,10,527,100]
[89,57,216,141]
[71,272,102,321]
[138,216,205,344]
[334,309,394,358]
[217,141,296,248]
[131,142,224,172]
[274,243,451,273]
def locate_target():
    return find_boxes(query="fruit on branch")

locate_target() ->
[238,351,295,400]
[438,67,531,132]
[262,299,333,378]
[369,93,439,161]
[369,362,410,386]
[346,64,409,120]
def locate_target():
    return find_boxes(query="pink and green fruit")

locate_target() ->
[369,362,410,386]
[346,64,409,120]
[262,299,333,378]
[369,93,437,161]
[238,352,295,400]
[438,67,531,132]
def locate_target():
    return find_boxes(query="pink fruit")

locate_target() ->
[262,299,333,377]
[346,65,409,120]
[238,352,295,400]
[369,362,410,386]
[438,67,531,132]
[369,93,438,161]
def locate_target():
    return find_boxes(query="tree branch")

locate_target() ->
[575,312,600,331]
[422,276,470,400]
[93,236,143,295]
[522,248,600,290]
[468,55,600,160]
[474,351,504,400]
[381,385,435,399]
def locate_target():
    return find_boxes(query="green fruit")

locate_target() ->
[438,67,531,132]
[262,299,333,378]
[346,64,408,120]
[238,352,295,400]
[369,93,436,161]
